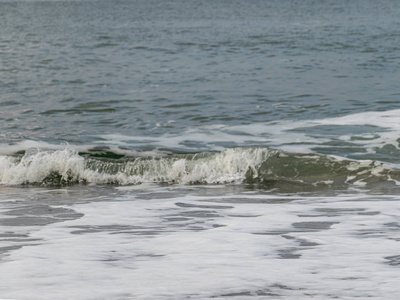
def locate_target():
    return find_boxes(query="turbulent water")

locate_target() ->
[2,0,400,299]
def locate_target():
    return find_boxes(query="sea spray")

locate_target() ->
[83,147,272,185]
[0,148,86,185]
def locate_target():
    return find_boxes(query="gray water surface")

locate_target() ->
[2,0,400,145]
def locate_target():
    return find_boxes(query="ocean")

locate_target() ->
[1,0,400,299]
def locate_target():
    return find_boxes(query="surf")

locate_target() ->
[1,146,399,190]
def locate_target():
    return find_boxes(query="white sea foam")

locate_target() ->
[2,109,399,166]
[94,109,400,159]
[0,140,69,155]
[0,188,399,299]
[0,140,166,157]
[224,109,400,154]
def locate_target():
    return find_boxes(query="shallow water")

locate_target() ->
[1,0,400,299]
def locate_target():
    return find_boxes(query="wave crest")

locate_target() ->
[1,147,399,189]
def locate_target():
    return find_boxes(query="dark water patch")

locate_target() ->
[4,205,79,218]
[254,221,338,236]
[0,205,83,226]
[282,235,320,247]
[0,216,63,226]
[178,210,221,219]
[0,232,29,238]
[299,207,367,218]
[278,248,302,259]
[102,251,165,265]
[357,229,387,238]
[175,202,233,209]
[357,211,380,216]
[162,216,192,222]
[292,221,338,231]
[209,282,302,298]
[384,255,400,266]
[384,222,400,229]
[69,225,166,236]
[212,289,280,298]
[0,100,20,107]
[0,245,23,252]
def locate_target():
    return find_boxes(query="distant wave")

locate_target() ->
[1,147,399,190]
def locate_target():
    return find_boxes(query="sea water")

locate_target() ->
[1,0,400,299]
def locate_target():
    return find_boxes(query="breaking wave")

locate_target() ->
[1,147,399,189]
